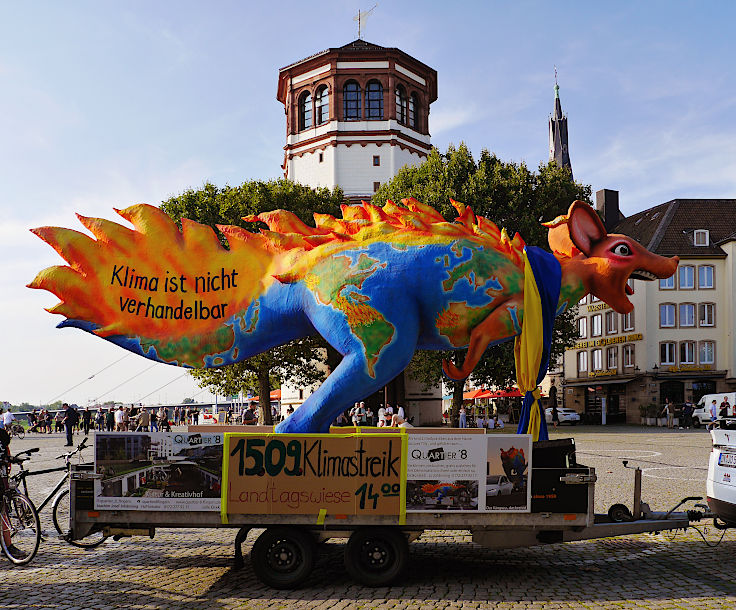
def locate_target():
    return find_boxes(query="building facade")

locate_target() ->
[560,197,736,422]
[277,39,437,200]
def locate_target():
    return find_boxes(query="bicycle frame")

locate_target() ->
[16,466,69,513]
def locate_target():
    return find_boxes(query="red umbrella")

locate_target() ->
[462,388,489,400]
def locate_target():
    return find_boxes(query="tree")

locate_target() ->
[160,179,345,424]
[181,398,195,404]
[373,144,590,425]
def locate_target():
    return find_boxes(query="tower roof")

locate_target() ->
[549,81,572,178]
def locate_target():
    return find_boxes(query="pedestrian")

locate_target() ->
[150,409,159,432]
[357,402,366,425]
[82,407,92,435]
[55,410,64,433]
[663,398,674,429]
[115,406,125,431]
[720,396,732,418]
[136,408,150,432]
[384,403,394,426]
[365,406,374,427]
[106,408,115,431]
[476,415,485,429]
[397,404,405,420]
[682,402,693,429]
[350,403,359,426]
[377,405,386,427]
[551,403,559,429]
[709,399,718,430]
[459,406,467,428]
[62,403,79,446]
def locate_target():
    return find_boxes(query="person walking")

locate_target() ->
[721,396,732,418]
[82,407,92,435]
[551,403,559,429]
[62,403,79,446]
[709,399,719,430]
[459,406,467,428]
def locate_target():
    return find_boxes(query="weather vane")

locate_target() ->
[354,4,377,39]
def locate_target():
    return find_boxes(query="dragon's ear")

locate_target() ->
[567,200,606,257]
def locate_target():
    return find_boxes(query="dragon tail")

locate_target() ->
[28,204,288,368]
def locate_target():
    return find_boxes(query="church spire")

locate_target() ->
[549,72,572,179]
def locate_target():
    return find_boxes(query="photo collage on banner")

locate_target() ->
[406,432,532,513]
[93,432,224,511]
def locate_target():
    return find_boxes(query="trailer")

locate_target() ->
[63,429,710,589]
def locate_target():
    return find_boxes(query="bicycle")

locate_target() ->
[11,437,107,549]
[8,423,25,440]
[1,451,41,564]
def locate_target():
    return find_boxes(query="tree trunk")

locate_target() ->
[258,365,273,426]
[450,351,465,427]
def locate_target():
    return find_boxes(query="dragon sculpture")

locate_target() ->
[29,198,677,434]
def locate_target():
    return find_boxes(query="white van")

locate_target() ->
[693,393,736,427]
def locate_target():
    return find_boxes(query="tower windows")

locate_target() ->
[365,80,384,119]
[408,93,418,128]
[395,85,407,124]
[315,85,329,125]
[298,91,312,130]
[343,81,361,120]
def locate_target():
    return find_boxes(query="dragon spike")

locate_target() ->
[76,214,137,251]
[340,204,370,221]
[402,197,446,223]
[450,199,466,216]
[29,226,97,273]
[116,204,182,244]
[361,201,389,222]
[181,218,227,253]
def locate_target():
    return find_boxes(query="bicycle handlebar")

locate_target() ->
[55,436,90,461]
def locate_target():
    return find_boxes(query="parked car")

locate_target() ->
[486,474,513,497]
[545,407,581,425]
[693,393,736,427]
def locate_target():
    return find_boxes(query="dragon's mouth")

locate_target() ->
[629,269,658,281]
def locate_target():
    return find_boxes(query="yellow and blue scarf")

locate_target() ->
[515,246,562,442]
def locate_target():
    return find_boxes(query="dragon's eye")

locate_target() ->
[613,244,631,256]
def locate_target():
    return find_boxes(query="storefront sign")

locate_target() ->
[569,333,643,350]
[94,432,223,511]
[587,303,609,312]
[588,369,618,378]
[223,432,406,518]
[665,364,713,373]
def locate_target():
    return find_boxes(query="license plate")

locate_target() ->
[719,452,736,467]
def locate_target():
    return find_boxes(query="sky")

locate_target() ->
[2,1,735,407]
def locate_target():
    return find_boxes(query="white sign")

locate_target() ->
[93,432,223,511]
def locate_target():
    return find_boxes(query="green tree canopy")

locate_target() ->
[373,144,591,425]
[160,179,345,424]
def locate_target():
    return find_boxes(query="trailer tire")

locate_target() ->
[692,418,701,428]
[251,527,315,589]
[345,527,408,586]
[608,503,634,523]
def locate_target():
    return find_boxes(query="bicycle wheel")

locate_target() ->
[52,488,107,549]
[1,492,41,565]
[13,427,25,441]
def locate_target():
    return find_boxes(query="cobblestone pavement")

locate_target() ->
[1,426,735,609]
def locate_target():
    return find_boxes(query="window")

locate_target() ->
[577,351,588,375]
[694,229,709,246]
[607,347,618,370]
[659,275,675,290]
[623,345,635,368]
[627,278,635,294]
[365,80,383,119]
[660,304,675,327]
[591,314,602,337]
[373,181,380,192]
[699,341,715,365]
[679,265,695,289]
[298,91,312,130]
[660,342,676,365]
[592,349,603,371]
[605,310,618,334]
[680,341,695,365]
[622,310,634,331]
[315,86,329,125]
[318,152,324,163]
[578,295,587,307]
[577,317,587,339]
[699,302,715,327]
[373,155,380,166]
[698,265,714,289]
[408,93,418,128]
[679,303,695,327]
[591,294,600,302]
[343,81,361,120]
[395,85,407,124]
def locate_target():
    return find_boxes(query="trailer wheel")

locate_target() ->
[608,503,634,522]
[250,527,315,589]
[692,417,701,428]
[344,527,408,586]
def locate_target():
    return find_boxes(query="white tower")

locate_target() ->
[277,39,438,200]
